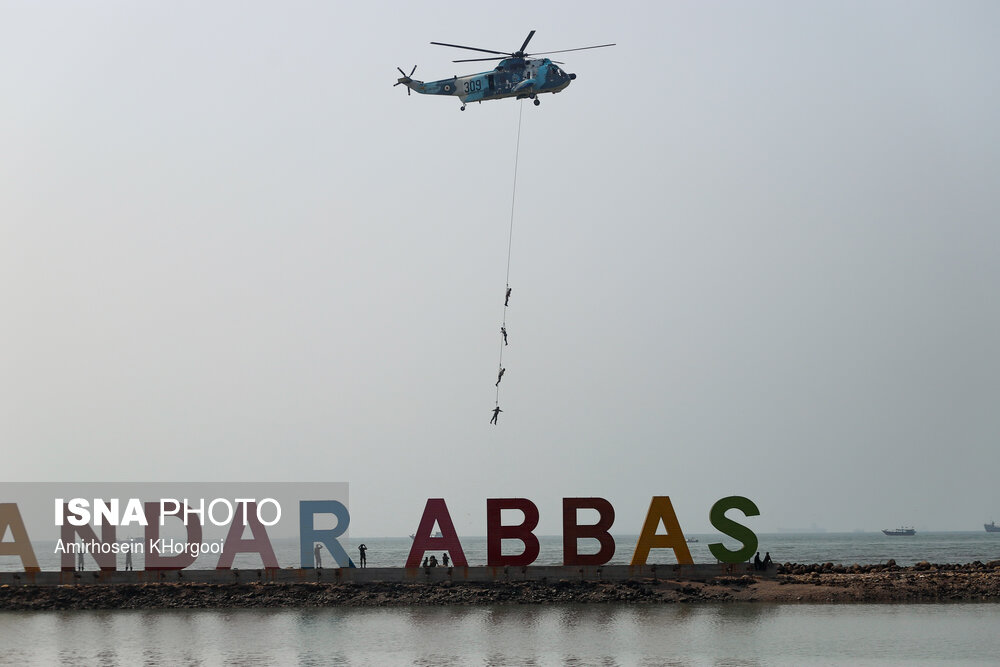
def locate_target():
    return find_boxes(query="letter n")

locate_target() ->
[405,498,468,567]
[0,503,40,572]
[630,496,693,565]
[563,497,615,566]
[486,498,539,567]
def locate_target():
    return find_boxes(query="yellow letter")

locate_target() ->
[630,496,693,565]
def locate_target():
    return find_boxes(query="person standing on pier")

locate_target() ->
[314,543,323,568]
[358,543,368,568]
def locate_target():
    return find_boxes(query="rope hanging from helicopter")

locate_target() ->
[495,101,524,412]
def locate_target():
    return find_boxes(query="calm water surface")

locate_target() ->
[1,603,997,666]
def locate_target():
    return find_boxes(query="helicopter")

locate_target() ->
[394,30,614,111]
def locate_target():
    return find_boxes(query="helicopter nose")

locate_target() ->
[569,73,576,80]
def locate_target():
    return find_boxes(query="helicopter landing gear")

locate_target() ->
[533,98,540,106]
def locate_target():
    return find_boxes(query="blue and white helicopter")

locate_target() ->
[394,31,614,110]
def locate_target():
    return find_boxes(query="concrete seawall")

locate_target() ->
[0,563,770,587]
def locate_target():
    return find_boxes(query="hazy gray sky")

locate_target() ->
[3,1,998,537]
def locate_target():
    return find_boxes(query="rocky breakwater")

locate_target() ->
[1,562,998,610]
[768,560,1000,602]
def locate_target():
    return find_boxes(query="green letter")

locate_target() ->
[708,496,759,564]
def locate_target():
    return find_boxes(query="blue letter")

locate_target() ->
[300,500,355,568]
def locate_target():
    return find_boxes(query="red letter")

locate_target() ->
[486,498,539,567]
[216,502,279,569]
[405,498,468,567]
[562,497,615,566]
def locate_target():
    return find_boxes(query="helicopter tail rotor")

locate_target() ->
[394,65,418,95]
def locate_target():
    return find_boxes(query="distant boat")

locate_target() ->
[686,538,699,543]
[409,532,444,539]
[986,521,999,533]
[882,527,916,536]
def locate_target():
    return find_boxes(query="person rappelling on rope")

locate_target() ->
[505,287,511,307]
[501,325,508,346]
[495,367,505,386]
[490,405,503,425]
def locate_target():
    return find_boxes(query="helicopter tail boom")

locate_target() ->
[394,66,462,98]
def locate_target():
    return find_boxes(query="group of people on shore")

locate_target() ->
[421,553,451,568]
[312,543,456,569]
[752,552,773,571]
[312,543,368,569]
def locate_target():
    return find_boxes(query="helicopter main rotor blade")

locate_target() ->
[430,41,511,57]
[517,30,536,55]
[452,56,506,63]
[527,43,616,56]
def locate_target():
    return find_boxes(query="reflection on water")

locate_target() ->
[0,603,997,666]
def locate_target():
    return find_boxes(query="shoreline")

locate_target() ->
[1,561,997,610]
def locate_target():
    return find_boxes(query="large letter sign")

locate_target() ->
[299,500,355,568]
[216,501,279,569]
[630,496,693,565]
[144,502,203,570]
[0,503,40,572]
[562,497,615,566]
[486,498,540,567]
[406,498,468,567]
[708,495,760,564]
[60,502,117,571]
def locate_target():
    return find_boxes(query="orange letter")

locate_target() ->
[0,503,40,572]
[630,496,693,565]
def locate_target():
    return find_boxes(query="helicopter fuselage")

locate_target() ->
[399,57,576,107]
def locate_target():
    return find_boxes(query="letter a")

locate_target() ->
[0,503,40,572]
[216,501,279,569]
[630,496,693,565]
[405,498,468,567]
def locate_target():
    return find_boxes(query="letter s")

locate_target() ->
[708,496,759,564]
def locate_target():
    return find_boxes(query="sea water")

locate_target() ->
[1,603,998,665]
[4,532,998,665]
